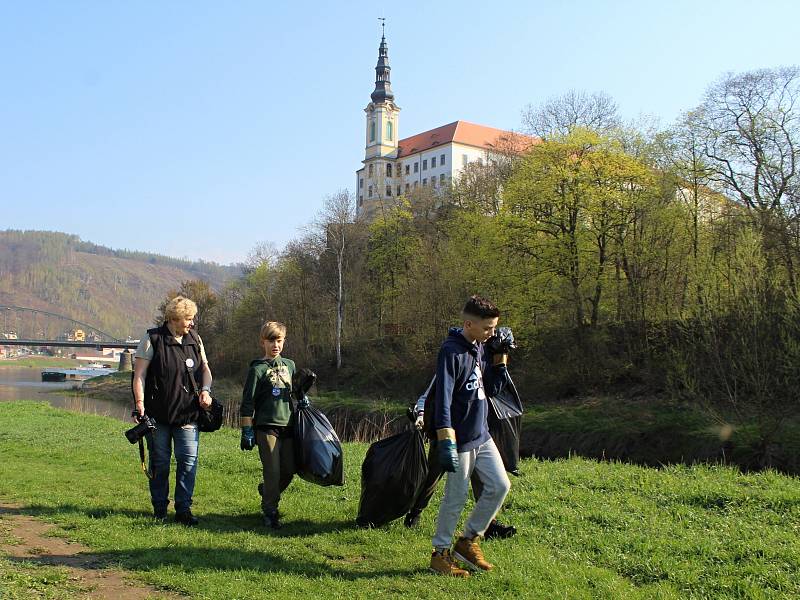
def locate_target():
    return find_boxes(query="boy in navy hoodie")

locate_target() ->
[429,295,512,578]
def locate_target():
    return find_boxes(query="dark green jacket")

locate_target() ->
[239,356,296,427]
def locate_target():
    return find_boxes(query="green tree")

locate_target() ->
[502,129,653,327]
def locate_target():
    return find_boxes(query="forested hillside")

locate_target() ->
[0,230,240,338]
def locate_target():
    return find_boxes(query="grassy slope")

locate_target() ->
[0,402,798,599]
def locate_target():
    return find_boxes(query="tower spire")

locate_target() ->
[371,21,394,104]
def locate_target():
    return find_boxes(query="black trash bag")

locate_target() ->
[488,376,524,475]
[294,405,344,487]
[356,428,428,527]
[488,412,522,476]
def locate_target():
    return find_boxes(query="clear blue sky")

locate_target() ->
[2,1,798,264]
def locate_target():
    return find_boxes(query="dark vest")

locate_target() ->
[143,324,203,426]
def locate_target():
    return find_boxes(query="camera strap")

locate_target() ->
[178,331,202,398]
[139,437,153,479]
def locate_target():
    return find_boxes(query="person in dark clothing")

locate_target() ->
[132,296,213,526]
[239,321,297,529]
[404,357,517,540]
[428,295,512,578]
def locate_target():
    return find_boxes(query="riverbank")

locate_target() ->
[1,402,798,599]
[0,356,79,369]
[76,372,800,475]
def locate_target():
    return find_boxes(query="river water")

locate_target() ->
[0,366,130,421]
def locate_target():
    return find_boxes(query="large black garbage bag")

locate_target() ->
[488,376,524,475]
[488,411,521,475]
[294,405,344,487]
[356,429,428,527]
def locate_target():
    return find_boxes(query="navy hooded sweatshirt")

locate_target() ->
[434,327,510,452]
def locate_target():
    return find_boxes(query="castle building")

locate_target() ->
[356,33,532,221]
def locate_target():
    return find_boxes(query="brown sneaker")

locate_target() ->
[430,549,470,578]
[454,535,493,571]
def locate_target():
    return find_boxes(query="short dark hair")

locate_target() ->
[462,295,500,319]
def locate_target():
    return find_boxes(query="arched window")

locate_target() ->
[386,120,393,141]
[370,121,376,142]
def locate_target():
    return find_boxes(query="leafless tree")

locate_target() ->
[694,66,800,290]
[244,241,279,273]
[522,90,620,139]
[309,190,360,369]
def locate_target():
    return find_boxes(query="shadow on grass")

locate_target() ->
[2,503,424,580]
[3,503,358,537]
[0,504,424,581]
[8,545,423,581]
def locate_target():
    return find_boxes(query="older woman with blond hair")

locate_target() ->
[132,296,213,526]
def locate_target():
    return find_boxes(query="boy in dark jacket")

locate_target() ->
[429,296,512,578]
[405,326,517,540]
[239,321,296,529]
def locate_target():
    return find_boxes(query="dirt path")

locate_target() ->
[0,504,181,599]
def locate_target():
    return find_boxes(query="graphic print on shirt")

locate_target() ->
[464,361,486,399]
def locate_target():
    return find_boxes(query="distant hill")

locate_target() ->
[0,230,242,339]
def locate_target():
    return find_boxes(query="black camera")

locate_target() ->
[125,414,156,444]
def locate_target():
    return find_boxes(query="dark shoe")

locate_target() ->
[153,509,167,523]
[263,510,281,530]
[175,511,199,527]
[484,519,517,540]
[404,510,422,528]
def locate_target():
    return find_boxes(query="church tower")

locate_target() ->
[364,30,400,160]
[356,28,401,217]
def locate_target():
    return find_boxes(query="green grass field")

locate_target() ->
[0,402,798,599]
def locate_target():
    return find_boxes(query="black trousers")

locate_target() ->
[409,439,484,514]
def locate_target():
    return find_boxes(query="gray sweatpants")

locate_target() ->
[432,437,511,550]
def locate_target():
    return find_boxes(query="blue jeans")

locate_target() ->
[146,422,199,514]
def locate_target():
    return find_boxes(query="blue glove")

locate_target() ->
[240,426,255,451]
[437,438,459,473]
[486,327,516,354]
[297,395,311,409]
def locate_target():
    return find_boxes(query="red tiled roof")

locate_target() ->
[396,120,536,158]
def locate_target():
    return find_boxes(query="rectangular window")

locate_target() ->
[405,164,410,175]
[413,181,418,189]
[405,183,410,192]
[386,185,392,196]
[423,159,428,170]
[359,196,363,205]
[422,178,427,186]
[462,154,468,166]
[396,185,401,196]
[431,156,436,168]
[368,186,373,198]
[431,177,436,189]
[386,164,392,177]
[440,174,446,184]
[441,153,446,165]
[414,162,419,173]
[369,164,374,176]
[359,178,364,189]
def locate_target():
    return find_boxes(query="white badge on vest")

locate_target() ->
[185,358,195,369]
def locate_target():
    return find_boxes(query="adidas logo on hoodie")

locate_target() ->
[465,364,486,399]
